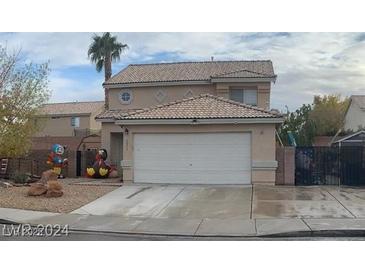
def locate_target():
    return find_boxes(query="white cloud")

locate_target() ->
[2,32,365,110]
[1,32,92,68]
[49,72,104,103]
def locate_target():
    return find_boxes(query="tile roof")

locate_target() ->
[105,60,275,85]
[104,94,282,121]
[95,109,140,120]
[38,101,104,116]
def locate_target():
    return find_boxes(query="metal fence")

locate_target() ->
[295,146,365,186]
[1,150,71,178]
[76,150,98,176]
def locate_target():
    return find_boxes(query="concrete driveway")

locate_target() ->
[252,185,365,218]
[73,184,365,220]
[73,185,252,219]
[3,181,365,236]
[20,184,365,237]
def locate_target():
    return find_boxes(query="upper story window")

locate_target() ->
[119,90,133,104]
[71,117,80,128]
[229,89,258,106]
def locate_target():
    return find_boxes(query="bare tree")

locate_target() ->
[0,46,50,157]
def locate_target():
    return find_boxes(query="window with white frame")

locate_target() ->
[119,90,133,104]
[229,89,258,106]
[71,117,80,128]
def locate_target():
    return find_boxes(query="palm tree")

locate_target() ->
[88,32,128,109]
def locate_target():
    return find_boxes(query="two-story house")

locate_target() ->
[343,95,365,132]
[96,60,284,185]
[32,101,104,152]
[35,101,104,137]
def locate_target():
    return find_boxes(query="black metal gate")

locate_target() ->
[295,146,365,186]
[76,151,82,177]
[76,150,98,177]
[340,146,365,186]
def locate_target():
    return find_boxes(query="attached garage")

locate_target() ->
[99,94,284,185]
[134,133,251,184]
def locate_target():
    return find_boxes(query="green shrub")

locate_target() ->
[10,171,30,184]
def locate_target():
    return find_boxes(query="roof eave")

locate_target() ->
[35,112,92,117]
[103,80,211,88]
[95,117,116,122]
[115,117,284,125]
[334,130,365,143]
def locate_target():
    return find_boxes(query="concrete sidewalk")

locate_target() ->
[2,208,365,237]
[0,208,59,223]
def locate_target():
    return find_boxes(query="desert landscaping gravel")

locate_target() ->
[0,184,118,213]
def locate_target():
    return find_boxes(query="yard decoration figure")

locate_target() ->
[86,149,112,178]
[46,144,68,178]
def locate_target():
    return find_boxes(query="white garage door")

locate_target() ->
[133,133,251,185]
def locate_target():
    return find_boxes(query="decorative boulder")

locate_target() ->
[27,172,65,198]
[28,183,48,196]
[47,180,63,191]
[38,169,58,185]
[45,189,63,198]
[45,180,63,198]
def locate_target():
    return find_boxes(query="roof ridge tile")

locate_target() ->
[211,68,270,78]
[127,60,273,66]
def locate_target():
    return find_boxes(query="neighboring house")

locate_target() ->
[332,130,365,147]
[343,95,365,131]
[326,95,365,147]
[96,60,284,185]
[34,101,104,137]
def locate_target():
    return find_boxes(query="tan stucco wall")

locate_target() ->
[108,82,271,111]
[102,123,277,184]
[108,84,217,110]
[101,122,124,153]
[90,109,103,131]
[344,102,365,131]
[35,115,91,137]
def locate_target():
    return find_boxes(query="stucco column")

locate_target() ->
[121,130,133,184]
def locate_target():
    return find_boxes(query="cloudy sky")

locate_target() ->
[1,32,365,111]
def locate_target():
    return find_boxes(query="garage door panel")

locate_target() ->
[135,155,251,169]
[134,133,251,185]
[135,133,250,145]
[135,159,251,170]
[134,169,251,184]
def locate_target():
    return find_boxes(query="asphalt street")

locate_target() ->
[1,225,365,241]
